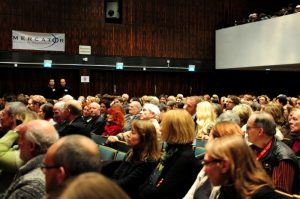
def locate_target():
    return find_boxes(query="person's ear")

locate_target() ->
[56,166,67,184]
[220,159,230,174]
[29,142,36,152]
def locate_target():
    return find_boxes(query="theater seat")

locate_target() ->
[99,145,117,161]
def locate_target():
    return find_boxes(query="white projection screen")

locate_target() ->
[216,13,300,70]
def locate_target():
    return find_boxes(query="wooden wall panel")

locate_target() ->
[0,0,279,59]
[0,67,299,99]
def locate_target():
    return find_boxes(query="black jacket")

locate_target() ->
[139,144,201,199]
[60,116,90,137]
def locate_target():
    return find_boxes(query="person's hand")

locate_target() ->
[106,136,119,143]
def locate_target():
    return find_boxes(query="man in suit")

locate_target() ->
[60,100,90,137]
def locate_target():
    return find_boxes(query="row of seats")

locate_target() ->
[92,134,207,161]
[99,145,127,161]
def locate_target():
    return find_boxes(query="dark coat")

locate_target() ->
[139,144,201,199]
[111,158,157,199]
[60,116,90,137]
[86,116,105,135]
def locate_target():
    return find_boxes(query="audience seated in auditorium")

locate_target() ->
[52,101,67,135]
[59,100,90,137]
[139,109,201,199]
[195,101,216,139]
[38,103,55,125]
[247,112,298,193]
[202,135,288,199]
[87,102,105,135]
[286,108,300,156]
[184,121,244,199]
[105,120,160,199]
[1,120,59,199]
[43,135,102,197]
[82,103,92,123]
[123,101,141,132]
[0,103,39,192]
[102,106,125,136]
[27,95,47,113]
[107,103,161,144]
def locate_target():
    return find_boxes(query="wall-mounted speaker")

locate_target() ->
[105,0,122,24]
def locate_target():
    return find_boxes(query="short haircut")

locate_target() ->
[130,101,142,111]
[6,101,28,117]
[217,110,240,126]
[25,120,59,155]
[161,109,195,144]
[65,100,82,116]
[251,112,276,136]
[53,135,102,177]
[30,95,47,106]
[227,95,240,105]
[210,121,244,139]
[54,101,65,111]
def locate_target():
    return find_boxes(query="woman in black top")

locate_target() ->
[111,120,161,199]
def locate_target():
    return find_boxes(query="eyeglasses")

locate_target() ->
[40,163,60,170]
[201,159,221,166]
[246,125,260,131]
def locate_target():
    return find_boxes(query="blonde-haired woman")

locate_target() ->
[139,109,200,199]
[184,121,244,199]
[203,135,283,199]
[196,101,216,139]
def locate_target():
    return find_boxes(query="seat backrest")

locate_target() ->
[194,146,206,158]
[195,139,208,147]
[99,145,117,161]
[91,134,108,145]
[115,151,127,161]
[109,140,130,152]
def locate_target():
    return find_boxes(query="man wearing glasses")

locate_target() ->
[1,120,59,199]
[42,135,101,195]
[247,112,298,194]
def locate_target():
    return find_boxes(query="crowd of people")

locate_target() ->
[234,3,300,26]
[0,82,299,198]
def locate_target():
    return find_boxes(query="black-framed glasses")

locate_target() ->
[201,159,221,166]
[40,163,60,170]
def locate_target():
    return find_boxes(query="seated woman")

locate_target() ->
[107,120,161,199]
[102,106,125,136]
[38,103,55,125]
[184,121,244,199]
[203,135,287,199]
[106,103,161,143]
[139,109,201,199]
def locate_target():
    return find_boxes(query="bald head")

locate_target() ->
[51,135,100,176]
[89,102,100,117]
[44,135,101,193]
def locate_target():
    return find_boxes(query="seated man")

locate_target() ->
[86,102,105,135]
[247,112,298,194]
[43,134,102,195]
[60,100,90,137]
[1,120,59,199]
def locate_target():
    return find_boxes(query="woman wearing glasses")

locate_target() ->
[184,121,244,199]
[203,135,285,199]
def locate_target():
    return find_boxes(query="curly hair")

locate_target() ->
[107,107,125,127]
